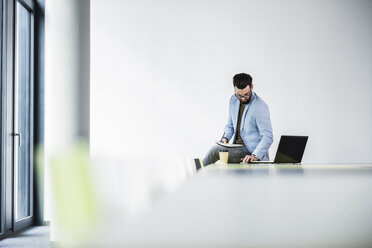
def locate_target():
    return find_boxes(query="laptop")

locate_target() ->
[246,135,308,164]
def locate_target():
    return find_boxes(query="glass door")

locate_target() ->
[13,0,34,231]
[0,0,12,238]
[0,0,35,239]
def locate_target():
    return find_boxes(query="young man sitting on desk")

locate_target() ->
[203,73,273,165]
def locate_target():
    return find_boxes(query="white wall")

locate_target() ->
[91,0,372,163]
[45,0,90,156]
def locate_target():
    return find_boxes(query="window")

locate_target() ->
[0,0,39,239]
[14,0,33,222]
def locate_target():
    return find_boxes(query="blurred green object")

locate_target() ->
[50,142,100,245]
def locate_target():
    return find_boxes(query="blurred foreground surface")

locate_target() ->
[51,160,372,248]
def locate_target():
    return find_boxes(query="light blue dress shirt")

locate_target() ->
[223,92,273,161]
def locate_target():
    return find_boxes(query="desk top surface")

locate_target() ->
[110,163,372,248]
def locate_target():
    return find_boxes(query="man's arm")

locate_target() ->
[222,116,234,143]
[223,101,234,143]
[252,104,273,160]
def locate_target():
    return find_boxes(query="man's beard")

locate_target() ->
[239,97,251,104]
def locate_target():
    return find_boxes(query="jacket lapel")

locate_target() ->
[232,96,240,132]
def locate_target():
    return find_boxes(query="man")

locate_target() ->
[203,73,273,165]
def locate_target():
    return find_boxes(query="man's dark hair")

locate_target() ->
[233,73,253,89]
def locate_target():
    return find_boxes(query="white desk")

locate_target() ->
[108,164,372,248]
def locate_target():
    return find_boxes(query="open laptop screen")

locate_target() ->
[274,135,308,163]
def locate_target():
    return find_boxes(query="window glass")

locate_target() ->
[15,1,31,220]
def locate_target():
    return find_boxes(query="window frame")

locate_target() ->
[0,0,41,239]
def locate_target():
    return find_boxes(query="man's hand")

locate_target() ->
[241,155,258,163]
[221,137,228,143]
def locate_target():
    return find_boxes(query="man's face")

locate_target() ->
[235,85,253,104]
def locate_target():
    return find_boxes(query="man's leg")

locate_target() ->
[203,145,251,166]
[228,147,251,163]
[202,145,221,166]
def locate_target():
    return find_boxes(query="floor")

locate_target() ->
[0,226,51,248]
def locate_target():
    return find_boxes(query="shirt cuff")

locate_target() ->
[252,153,261,161]
[252,151,265,161]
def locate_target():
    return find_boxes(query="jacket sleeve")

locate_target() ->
[223,97,235,141]
[252,103,273,160]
